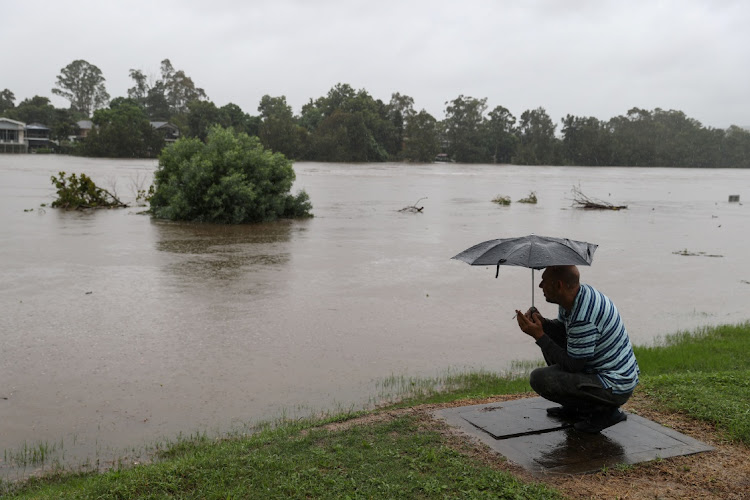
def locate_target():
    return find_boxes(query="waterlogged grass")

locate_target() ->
[634,321,750,444]
[374,362,538,408]
[9,416,561,499]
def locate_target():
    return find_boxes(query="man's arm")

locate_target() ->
[516,311,589,372]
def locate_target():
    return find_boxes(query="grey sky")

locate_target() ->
[2,0,748,128]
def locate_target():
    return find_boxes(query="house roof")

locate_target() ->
[0,117,26,130]
[150,121,178,130]
[27,122,50,130]
[77,120,93,129]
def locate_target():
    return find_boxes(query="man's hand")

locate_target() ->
[515,308,545,340]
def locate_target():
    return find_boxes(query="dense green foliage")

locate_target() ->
[150,126,312,223]
[75,98,165,158]
[633,322,750,443]
[5,59,750,165]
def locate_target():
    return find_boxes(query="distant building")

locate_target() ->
[75,120,94,141]
[150,121,180,143]
[26,122,54,151]
[0,117,27,153]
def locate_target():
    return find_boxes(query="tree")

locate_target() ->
[443,95,489,163]
[127,69,150,103]
[257,95,300,158]
[186,100,224,142]
[0,89,15,114]
[304,84,390,162]
[159,59,208,115]
[78,98,164,158]
[402,110,439,162]
[150,126,312,223]
[514,107,558,165]
[220,103,256,136]
[560,115,612,166]
[486,106,518,164]
[385,92,415,157]
[52,60,110,117]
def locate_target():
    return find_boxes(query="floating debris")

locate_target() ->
[517,191,538,204]
[492,195,511,206]
[398,197,426,213]
[571,185,627,210]
[672,249,724,258]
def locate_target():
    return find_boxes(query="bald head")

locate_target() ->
[545,265,580,290]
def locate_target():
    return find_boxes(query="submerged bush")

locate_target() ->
[150,126,312,223]
[50,171,126,209]
[492,195,511,206]
[517,191,538,204]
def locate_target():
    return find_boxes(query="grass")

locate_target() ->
[3,323,749,498]
[7,415,561,499]
[633,322,750,443]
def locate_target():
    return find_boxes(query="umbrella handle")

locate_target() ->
[532,268,535,308]
[495,259,506,279]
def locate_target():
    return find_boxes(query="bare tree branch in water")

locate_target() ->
[571,185,627,210]
[398,197,426,213]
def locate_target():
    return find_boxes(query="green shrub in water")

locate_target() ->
[150,125,313,223]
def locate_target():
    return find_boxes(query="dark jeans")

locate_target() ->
[530,319,632,413]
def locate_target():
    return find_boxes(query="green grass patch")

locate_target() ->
[8,415,561,499]
[634,321,750,444]
[639,370,750,443]
[634,322,750,374]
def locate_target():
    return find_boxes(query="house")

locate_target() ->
[75,120,94,141]
[150,121,180,143]
[26,122,54,151]
[0,117,27,153]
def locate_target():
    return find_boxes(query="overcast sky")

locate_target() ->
[2,0,748,128]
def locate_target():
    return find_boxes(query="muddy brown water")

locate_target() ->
[1,155,748,477]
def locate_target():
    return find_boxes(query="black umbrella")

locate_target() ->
[452,235,598,307]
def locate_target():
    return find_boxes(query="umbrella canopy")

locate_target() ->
[452,235,598,307]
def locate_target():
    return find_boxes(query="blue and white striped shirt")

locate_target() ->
[559,284,640,394]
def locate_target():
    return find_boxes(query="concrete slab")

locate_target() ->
[434,397,714,476]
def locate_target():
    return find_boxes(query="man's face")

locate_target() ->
[539,268,560,304]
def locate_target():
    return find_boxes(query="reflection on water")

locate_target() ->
[0,155,749,478]
[535,428,626,472]
[154,220,293,282]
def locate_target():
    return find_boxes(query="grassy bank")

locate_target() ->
[4,322,749,498]
[633,322,750,443]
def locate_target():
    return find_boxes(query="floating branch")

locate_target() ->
[398,197,426,213]
[571,185,626,210]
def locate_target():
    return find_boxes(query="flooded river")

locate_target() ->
[1,155,748,476]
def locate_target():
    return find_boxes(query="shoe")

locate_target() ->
[573,408,627,433]
[546,405,582,419]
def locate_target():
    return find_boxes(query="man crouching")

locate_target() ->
[515,265,639,433]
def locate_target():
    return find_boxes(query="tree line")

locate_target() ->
[2,58,750,167]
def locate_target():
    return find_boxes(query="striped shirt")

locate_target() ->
[558,284,640,394]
